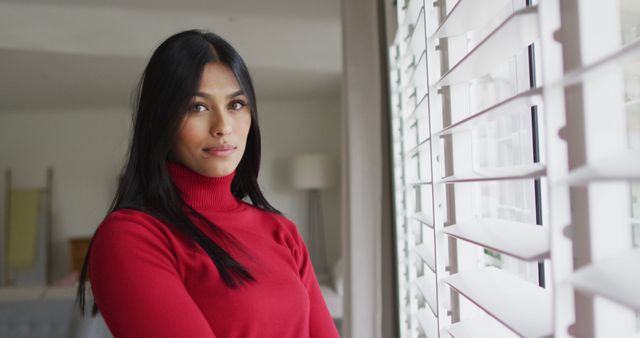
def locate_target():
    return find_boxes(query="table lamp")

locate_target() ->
[291,153,335,283]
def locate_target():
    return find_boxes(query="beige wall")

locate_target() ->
[0,107,131,283]
[259,99,343,270]
[0,98,342,283]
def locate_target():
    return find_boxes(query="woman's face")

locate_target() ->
[170,62,252,177]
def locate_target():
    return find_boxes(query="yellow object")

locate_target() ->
[7,189,42,270]
[69,237,91,273]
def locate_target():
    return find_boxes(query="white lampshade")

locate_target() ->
[290,153,335,190]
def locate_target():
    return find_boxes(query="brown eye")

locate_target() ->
[229,100,247,111]
[191,103,207,112]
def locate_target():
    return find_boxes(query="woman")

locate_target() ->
[76,29,340,338]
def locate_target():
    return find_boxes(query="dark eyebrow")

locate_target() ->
[194,89,245,99]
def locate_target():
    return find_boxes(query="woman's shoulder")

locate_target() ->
[88,209,183,288]
[93,208,175,246]
[245,204,304,242]
[99,208,165,230]
[103,208,160,223]
[245,203,295,226]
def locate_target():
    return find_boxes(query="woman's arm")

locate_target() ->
[288,221,341,338]
[88,212,217,338]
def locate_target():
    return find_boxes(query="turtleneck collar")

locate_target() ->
[166,161,243,212]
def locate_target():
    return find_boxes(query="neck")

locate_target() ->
[166,161,242,211]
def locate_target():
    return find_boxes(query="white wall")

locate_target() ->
[0,97,342,283]
[259,98,343,271]
[0,107,131,282]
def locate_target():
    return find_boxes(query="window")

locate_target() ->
[388,0,640,337]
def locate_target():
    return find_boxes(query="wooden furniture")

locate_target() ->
[69,237,91,274]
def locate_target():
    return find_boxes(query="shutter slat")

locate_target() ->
[402,7,426,67]
[442,218,549,261]
[401,50,427,94]
[431,0,512,39]
[413,212,434,228]
[416,308,438,338]
[405,137,430,158]
[446,317,519,338]
[558,151,640,185]
[439,163,546,184]
[435,87,543,137]
[398,0,423,36]
[625,98,640,108]
[414,274,438,316]
[407,179,433,187]
[553,37,640,88]
[414,242,436,272]
[404,91,428,125]
[436,6,539,87]
[443,267,553,338]
[571,248,640,311]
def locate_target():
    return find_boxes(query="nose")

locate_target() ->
[211,114,232,137]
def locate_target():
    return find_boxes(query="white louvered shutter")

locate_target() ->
[538,0,640,337]
[388,0,640,337]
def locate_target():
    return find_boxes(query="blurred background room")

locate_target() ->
[5,0,637,338]
[0,0,351,337]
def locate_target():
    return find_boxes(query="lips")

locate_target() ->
[204,144,236,157]
[206,144,235,151]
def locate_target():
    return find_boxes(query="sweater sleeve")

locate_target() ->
[88,211,217,338]
[288,221,341,338]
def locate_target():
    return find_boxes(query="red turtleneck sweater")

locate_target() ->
[88,162,340,338]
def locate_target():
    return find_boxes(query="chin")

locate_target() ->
[202,164,234,177]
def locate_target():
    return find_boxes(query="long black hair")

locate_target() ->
[76,29,281,316]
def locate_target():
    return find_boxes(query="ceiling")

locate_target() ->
[0,0,343,111]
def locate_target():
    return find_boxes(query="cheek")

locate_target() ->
[175,120,207,152]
